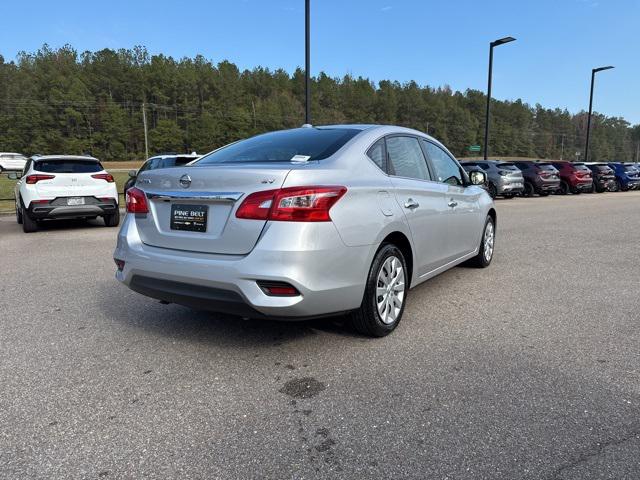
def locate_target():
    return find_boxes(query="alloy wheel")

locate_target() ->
[376,256,405,325]
[483,220,495,263]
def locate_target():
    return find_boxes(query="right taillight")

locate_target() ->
[126,187,149,214]
[236,186,347,222]
[25,174,55,184]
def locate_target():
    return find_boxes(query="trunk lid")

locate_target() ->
[134,165,292,255]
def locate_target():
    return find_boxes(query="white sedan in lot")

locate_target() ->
[11,155,119,233]
[0,152,28,173]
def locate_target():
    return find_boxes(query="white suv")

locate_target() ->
[11,155,119,233]
[0,152,28,172]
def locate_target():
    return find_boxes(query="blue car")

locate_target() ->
[607,162,640,191]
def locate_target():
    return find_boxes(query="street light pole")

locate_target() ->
[584,66,614,162]
[305,0,311,125]
[483,36,516,160]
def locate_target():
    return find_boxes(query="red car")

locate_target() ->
[551,161,594,194]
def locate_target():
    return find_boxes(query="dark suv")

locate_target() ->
[551,161,593,194]
[512,161,561,197]
[585,163,615,192]
[461,160,524,198]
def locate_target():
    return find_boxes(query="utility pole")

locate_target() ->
[142,102,149,160]
[560,134,565,161]
[636,142,639,162]
[304,0,311,125]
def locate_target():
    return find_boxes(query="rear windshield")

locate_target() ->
[195,128,360,165]
[140,156,195,172]
[624,165,638,172]
[538,164,557,171]
[34,159,103,173]
[497,163,518,169]
[575,164,590,171]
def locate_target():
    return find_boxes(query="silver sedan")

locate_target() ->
[113,125,495,337]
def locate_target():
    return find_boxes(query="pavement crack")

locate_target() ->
[546,427,640,479]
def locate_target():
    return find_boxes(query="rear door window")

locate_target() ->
[34,159,103,173]
[386,136,430,181]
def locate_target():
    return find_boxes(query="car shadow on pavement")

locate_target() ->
[33,218,108,231]
[98,280,362,350]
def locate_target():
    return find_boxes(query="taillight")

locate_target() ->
[91,173,115,182]
[126,187,149,214]
[498,170,510,176]
[25,174,55,184]
[114,258,125,271]
[236,186,347,222]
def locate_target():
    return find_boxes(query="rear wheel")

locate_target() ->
[468,216,495,268]
[522,182,535,197]
[618,180,628,192]
[558,181,570,195]
[610,180,620,192]
[22,207,38,233]
[502,194,514,199]
[348,244,408,337]
[538,191,549,197]
[487,182,497,199]
[103,209,120,227]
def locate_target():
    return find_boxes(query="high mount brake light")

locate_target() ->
[236,186,347,222]
[126,187,149,213]
[91,173,115,182]
[25,174,55,184]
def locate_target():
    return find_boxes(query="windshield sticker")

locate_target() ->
[291,155,311,162]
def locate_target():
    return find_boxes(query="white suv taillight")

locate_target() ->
[236,186,347,222]
[25,174,55,184]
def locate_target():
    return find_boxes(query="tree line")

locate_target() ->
[0,45,638,162]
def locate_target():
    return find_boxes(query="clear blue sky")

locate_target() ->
[1,0,638,124]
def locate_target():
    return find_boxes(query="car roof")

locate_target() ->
[32,155,100,162]
[0,152,25,156]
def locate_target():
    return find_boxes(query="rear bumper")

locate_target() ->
[534,179,561,191]
[28,199,118,219]
[496,178,524,194]
[114,214,373,319]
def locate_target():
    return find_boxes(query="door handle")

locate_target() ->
[448,200,458,208]
[404,198,419,209]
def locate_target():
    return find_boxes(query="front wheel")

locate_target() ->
[522,182,535,197]
[487,183,497,199]
[348,244,408,337]
[15,199,23,224]
[558,181,570,195]
[468,216,495,268]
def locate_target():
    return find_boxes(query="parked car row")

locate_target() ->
[461,159,640,198]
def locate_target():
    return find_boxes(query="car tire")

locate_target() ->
[487,183,497,199]
[348,243,408,338]
[503,194,514,199]
[468,215,495,268]
[522,182,534,197]
[16,199,23,224]
[618,180,628,192]
[103,209,120,227]
[559,181,570,195]
[538,191,549,197]
[22,207,38,233]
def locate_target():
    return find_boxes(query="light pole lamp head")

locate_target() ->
[491,36,516,47]
[593,66,614,73]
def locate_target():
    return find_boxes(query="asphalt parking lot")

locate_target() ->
[1,192,639,480]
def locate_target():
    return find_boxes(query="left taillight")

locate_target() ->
[25,174,55,184]
[91,173,115,182]
[236,186,347,222]
[126,187,149,214]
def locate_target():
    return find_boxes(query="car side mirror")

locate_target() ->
[7,172,18,180]
[469,171,487,186]
[128,170,137,178]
